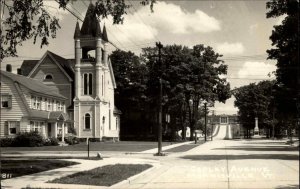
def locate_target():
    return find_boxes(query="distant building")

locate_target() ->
[208,114,241,138]
[0,3,121,140]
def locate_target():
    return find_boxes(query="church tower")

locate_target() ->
[74,3,119,140]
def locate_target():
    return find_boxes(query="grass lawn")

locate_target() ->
[164,141,205,152]
[1,159,78,179]
[2,141,177,152]
[49,164,152,186]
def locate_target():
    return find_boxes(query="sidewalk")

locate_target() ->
[1,140,195,158]
[117,139,299,189]
[2,157,159,189]
[1,141,196,189]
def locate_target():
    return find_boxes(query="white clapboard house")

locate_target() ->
[0,3,121,141]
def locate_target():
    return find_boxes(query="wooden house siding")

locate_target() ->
[31,56,70,84]
[30,56,72,107]
[46,84,72,108]
[0,76,29,137]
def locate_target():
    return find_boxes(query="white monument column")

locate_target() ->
[254,117,259,135]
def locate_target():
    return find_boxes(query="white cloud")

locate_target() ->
[216,42,245,55]
[140,2,221,34]
[238,61,276,79]
[105,1,220,46]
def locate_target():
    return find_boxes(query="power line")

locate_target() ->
[128,0,160,42]
[54,0,83,22]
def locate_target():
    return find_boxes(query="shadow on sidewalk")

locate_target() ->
[181,154,299,161]
[274,184,299,189]
[212,146,299,151]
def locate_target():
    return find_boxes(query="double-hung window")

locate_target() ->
[1,94,12,108]
[31,96,41,110]
[30,121,43,132]
[47,98,52,111]
[4,121,20,135]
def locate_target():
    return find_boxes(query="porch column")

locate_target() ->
[54,122,58,138]
[62,122,65,142]
[41,124,46,138]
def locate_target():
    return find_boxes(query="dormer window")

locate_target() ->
[44,74,53,81]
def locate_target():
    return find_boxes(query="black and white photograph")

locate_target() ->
[0,0,299,188]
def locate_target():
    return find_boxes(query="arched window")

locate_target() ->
[44,74,53,80]
[85,113,91,129]
[83,73,93,95]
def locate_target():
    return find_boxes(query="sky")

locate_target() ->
[1,0,283,115]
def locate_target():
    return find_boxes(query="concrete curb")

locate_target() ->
[141,141,194,153]
[110,162,160,188]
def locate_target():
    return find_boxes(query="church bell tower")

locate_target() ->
[73,3,113,140]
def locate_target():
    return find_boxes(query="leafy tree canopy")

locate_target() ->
[266,0,300,119]
[0,0,155,60]
[233,80,275,132]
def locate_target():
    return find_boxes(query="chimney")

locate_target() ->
[17,68,22,75]
[6,64,12,72]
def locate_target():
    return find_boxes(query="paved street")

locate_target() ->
[2,138,299,189]
[118,139,299,189]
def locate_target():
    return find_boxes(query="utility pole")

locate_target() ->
[204,102,207,142]
[211,110,215,141]
[0,1,3,188]
[156,42,163,156]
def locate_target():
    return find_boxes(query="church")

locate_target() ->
[0,3,120,140]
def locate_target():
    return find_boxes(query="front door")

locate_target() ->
[48,123,52,137]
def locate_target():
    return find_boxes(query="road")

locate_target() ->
[119,139,299,189]
[2,138,298,189]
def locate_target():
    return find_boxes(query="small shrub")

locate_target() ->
[13,131,44,147]
[64,136,79,145]
[44,137,59,146]
[68,125,77,135]
[0,137,14,147]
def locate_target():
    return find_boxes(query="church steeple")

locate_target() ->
[74,21,81,39]
[102,24,108,42]
[80,3,101,38]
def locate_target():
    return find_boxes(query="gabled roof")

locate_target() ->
[1,71,67,99]
[20,60,39,76]
[108,58,117,89]
[21,51,74,80]
[28,110,70,121]
[80,3,101,38]
[49,111,69,121]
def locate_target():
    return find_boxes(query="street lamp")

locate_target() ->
[203,100,208,142]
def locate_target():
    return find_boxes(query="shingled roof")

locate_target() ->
[20,51,75,80]
[80,3,101,38]
[20,60,39,76]
[74,21,81,39]
[1,71,67,99]
[102,24,108,42]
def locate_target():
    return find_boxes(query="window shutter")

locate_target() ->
[16,122,20,134]
[8,95,12,108]
[4,121,9,135]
